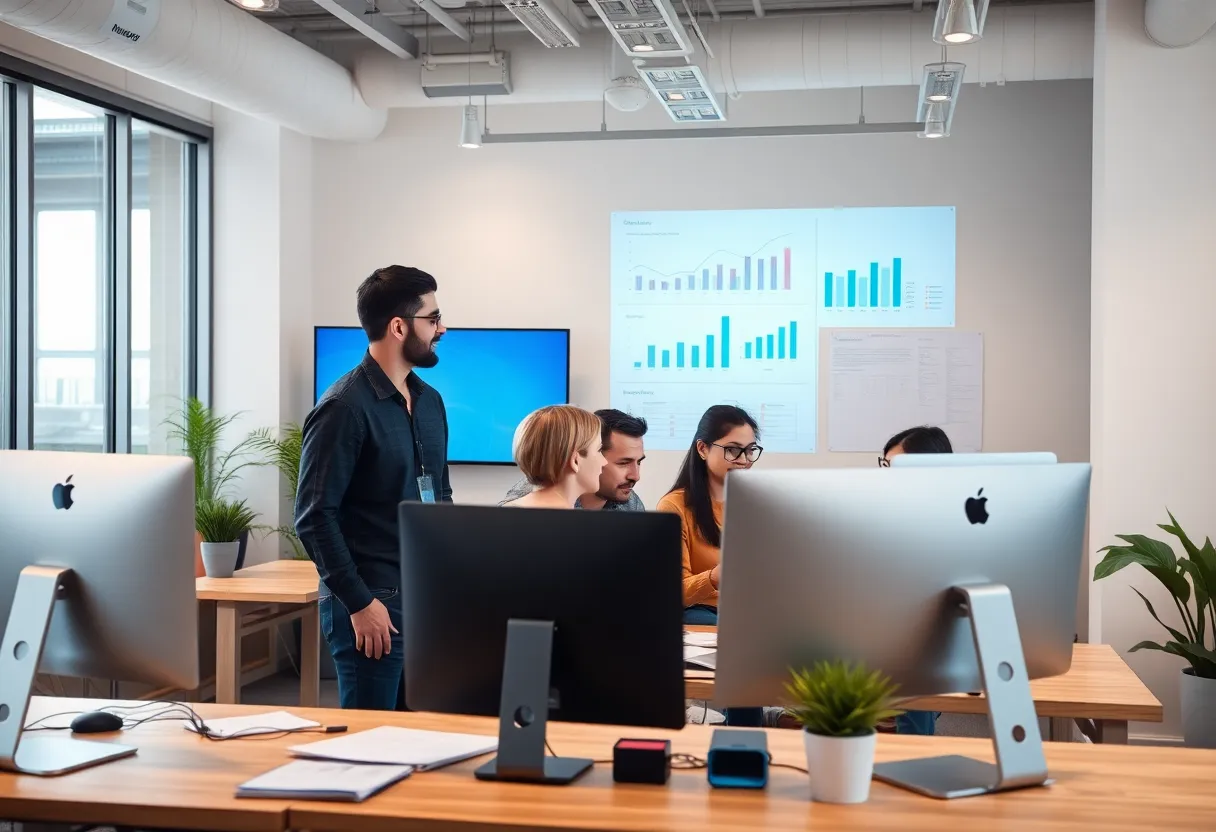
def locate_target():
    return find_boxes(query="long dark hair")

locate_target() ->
[669,405,759,548]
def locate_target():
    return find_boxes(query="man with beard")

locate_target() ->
[500,409,647,510]
[296,265,451,711]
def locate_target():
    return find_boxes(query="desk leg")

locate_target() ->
[1093,719,1129,744]
[216,601,241,705]
[299,605,321,707]
[1049,717,1076,742]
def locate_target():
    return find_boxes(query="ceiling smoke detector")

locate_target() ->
[501,0,580,48]
[587,0,693,58]
[604,76,650,112]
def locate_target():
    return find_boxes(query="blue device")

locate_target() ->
[313,327,570,465]
[706,729,769,789]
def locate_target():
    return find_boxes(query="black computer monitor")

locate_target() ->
[398,503,685,785]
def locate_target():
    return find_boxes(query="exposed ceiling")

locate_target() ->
[250,1,1079,47]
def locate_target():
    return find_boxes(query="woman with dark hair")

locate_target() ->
[659,405,767,728]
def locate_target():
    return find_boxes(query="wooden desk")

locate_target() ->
[197,559,321,706]
[4,698,1213,832]
[685,632,1163,744]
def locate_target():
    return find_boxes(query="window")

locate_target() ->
[1,56,210,454]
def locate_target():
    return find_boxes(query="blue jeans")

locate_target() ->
[896,710,939,735]
[319,586,405,711]
[683,604,763,728]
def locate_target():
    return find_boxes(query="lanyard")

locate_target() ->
[403,394,427,479]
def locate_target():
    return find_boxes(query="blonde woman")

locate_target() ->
[505,406,606,509]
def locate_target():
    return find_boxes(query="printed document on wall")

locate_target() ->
[827,331,982,453]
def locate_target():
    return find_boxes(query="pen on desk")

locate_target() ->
[324,725,348,733]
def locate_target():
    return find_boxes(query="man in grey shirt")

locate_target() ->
[502,409,647,510]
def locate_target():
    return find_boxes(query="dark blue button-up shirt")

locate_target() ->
[295,351,452,614]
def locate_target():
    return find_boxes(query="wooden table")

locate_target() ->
[197,559,321,706]
[3,697,1214,832]
[685,630,1162,744]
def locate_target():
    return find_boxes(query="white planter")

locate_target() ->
[1181,668,1216,748]
[802,729,877,804]
[200,541,240,579]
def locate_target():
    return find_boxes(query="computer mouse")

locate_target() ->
[70,711,124,734]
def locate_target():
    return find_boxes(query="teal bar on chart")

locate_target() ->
[661,350,670,368]
[790,321,798,359]
[633,361,641,368]
[755,336,763,357]
[766,333,775,359]
[848,270,857,307]
[676,342,685,368]
[870,262,879,307]
[647,346,655,368]
[721,316,731,369]
[778,327,786,359]
[881,267,892,306]
[859,278,869,308]
[836,274,846,308]
[692,345,700,367]
[825,271,833,306]
[707,335,715,368]
[893,258,902,307]
[745,343,752,359]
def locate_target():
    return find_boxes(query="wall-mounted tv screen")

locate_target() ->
[314,327,570,465]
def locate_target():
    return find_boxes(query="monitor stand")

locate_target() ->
[474,618,593,785]
[0,565,137,776]
[872,583,1052,800]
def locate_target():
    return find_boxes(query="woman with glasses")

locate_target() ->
[879,424,953,737]
[658,405,767,727]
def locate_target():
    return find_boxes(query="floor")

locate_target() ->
[244,670,339,708]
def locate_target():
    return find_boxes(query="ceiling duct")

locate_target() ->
[0,0,386,140]
[1144,0,1216,48]
[355,5,1094,110]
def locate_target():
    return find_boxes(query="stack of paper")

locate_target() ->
[684,631,717,649]
[684,646,717,670]
[288,726,497,771]
[237,760,412,802]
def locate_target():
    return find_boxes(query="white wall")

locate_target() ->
[309,81,1093,511]
[212,107,313,565]
[1090,0,1216,740]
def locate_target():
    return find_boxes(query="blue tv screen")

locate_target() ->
[313,327,570,465]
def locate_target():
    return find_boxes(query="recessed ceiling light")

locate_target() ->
[633,45,655,52]
[232,0,280,10]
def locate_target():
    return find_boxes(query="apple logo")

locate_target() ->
[52,475,75,511]
[964,488,988,525]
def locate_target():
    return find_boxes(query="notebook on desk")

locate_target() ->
[287,725,497,771]
[237,760,412,802]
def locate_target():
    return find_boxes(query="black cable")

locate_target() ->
[766,752,808,774]
[23,701,345,741]
[673,753,707,770]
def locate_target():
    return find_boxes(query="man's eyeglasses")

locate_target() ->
[402,313,442,326]
[878,456,891,467]
[714,443,763,463]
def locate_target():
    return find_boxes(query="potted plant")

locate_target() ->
[196,498,259,578]
[164,398,260,575]
[784,660,902,804]
[247,423,307,560]
[1094,511,1216,747]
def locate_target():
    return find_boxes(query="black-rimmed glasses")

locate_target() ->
[713,443,763,463]
[878,456,891,468]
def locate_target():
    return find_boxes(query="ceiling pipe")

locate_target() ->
[310,0,419,58]
[1144,0,1216,48]
[0,0,386,140]
[412,0,473,42]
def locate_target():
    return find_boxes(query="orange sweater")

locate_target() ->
[657,489,722,608]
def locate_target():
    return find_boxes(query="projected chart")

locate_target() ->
[611,210,818,453]
[816,206,956,327]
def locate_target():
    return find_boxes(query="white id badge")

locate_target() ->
[417,474,436,503]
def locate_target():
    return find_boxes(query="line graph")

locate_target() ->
[627,233,792,279]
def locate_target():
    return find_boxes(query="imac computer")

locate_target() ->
[891,452,1058,467]
[714,464,1091,799]
[0,450,199,776]
[398,503,686,785]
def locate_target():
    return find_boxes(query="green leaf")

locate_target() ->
[1094,546,1158,580]
[783,660,902,736]
[195,498,259,543]
[1115,534,1177,570]
[1179,559,1210,645]
[1172,643,1216,678]
[1131,587,1190,645]
[1160,511,1203,562]
[1129,640,1169,653]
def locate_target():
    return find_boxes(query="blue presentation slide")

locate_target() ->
[314,328,569,464]
[609,210,820,453]
[609,206,956,452]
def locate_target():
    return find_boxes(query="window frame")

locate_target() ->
[0,50,212,453]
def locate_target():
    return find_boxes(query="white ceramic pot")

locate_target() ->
[802,728,877,804]
[200,541,240,579]
[1180,668,1216,748]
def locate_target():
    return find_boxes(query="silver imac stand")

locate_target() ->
[872,583,1052,799]
[0,566,136,776]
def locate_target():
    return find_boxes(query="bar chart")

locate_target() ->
[633,315,733,370]
[823,259,902,310]
[630,246,795,295]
